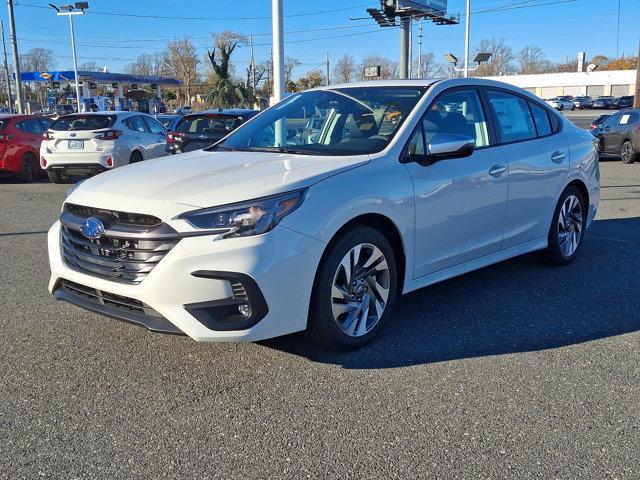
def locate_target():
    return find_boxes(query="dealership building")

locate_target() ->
[484,70,636,98]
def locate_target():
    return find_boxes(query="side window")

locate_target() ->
[529,102,552,137]
[38,118,53,131]
[143,116,166,134]
[619,112,639,125]
[603,113,621,128]
[125,116,148,133]
[28,119,44,134]
[486,90,537,143]
[15,121,27,133]
[422,89,490,147]
[406,125,425,156]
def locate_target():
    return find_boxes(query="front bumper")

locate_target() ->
[48,221,326,342]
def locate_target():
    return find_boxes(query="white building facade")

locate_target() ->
[483,70,636,98]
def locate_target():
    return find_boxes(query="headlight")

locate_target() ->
[179,189,307,238]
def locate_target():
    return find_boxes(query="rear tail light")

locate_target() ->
[42,131,53,140]
[95,130,122,140]
[41,157,47,168]
[167,131,184,143]
[106,156,113,167]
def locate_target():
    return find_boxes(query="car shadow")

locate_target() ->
[261,217,640,369]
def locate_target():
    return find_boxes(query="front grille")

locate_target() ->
[65,203,162,227]
[60,208,180,284]
[58,279,161,317]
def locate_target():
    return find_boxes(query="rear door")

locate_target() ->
[142,116,167,158]
[123,115,154,158]
[599,112,622,153]
[484,89,569,248]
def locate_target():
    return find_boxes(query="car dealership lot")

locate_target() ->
[1,157,639,477]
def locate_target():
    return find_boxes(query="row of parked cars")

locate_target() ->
[0,108,258,183]
[546,94,633,111]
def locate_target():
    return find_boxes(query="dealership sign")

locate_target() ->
[398,0,447,14]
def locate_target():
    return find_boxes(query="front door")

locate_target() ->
[406,88,508,278]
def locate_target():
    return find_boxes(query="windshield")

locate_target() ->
[50,114,116,131]
[176,114,245,135]
[216,86,426,155]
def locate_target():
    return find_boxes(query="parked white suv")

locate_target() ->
[40,111,167,183]
[48,79,600,350]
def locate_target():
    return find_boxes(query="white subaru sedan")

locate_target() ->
[47,79,600,350]
[40,111,167,183]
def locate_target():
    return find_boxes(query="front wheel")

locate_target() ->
[538,186,586,265]
[307,226,398,351]
[621,140,636,164]
[18,153,38,182]
[571,105,576,111]
[559,105,564,111]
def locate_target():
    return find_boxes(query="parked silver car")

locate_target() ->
[40,111,168,183]
[546,96,575,111]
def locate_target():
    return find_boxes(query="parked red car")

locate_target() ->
[0,114,53,181]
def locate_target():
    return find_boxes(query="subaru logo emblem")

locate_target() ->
[70,132,76,137]
[80,217,105,240]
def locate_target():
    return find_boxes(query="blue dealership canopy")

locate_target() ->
[19,70,181,86]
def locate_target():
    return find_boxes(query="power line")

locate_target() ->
[14,2,374,21]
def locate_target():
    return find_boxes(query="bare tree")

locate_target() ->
[517,45,552,74]
[165,37,200,106]
[432,62,457,79]
[554,57,578,73]
[284,57,301,85]
[124,53,168,77]
[78,61,100,71]
[20,48,56,72]
[414,53,436,78]
[359,54,398,80]
[333,54,356,83]
[472,37,515,76]
[207,30,246,81]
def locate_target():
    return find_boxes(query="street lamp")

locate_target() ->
[49,2,88,112]
[444,52,492,75]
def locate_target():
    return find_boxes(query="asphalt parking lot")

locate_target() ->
[1,117,639,478]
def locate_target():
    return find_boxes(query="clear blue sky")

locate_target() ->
[5,0,639,79]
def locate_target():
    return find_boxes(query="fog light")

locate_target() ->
[106,156,113,167]
[238,304,251,318]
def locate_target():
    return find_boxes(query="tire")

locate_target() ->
[307,226,398,351]
[621,140,636,164]
[571,105,576,111]
[559,105,564,111]
[538,186,586,266]
[17,153,38,182]
[46,170,69,184]
[129,150,143,164]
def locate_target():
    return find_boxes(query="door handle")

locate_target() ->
[488,165,507,178]
[551,151,565,163]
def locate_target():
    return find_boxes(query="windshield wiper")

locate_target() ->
[204,143,241,152]
[244,146,321,155]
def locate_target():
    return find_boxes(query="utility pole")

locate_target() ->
[399,16,410,79]
[272,0,285,146]
[463,0,470,78]
[6,0,22,113]
[1,20,12,113]
[417,20,423,79]
[408,18,412,78]
[616,0,621,58]
[249,35,256,97]
[325,52,330,86]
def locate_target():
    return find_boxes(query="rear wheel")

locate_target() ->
[559,105,564,111]
[129,151,143,164]
[47,170,69,184]
[538,186,586,265]
[18,153,38,182]
[621,141,636,164]
[307,226,398,351]
[571,105,576,111]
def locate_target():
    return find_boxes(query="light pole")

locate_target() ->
[49,2,88,112]
[444,52,491,75]
[463,0,470,78]
[6,0,23,113]
[1,20,12,113]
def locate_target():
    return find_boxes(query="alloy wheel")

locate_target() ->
[621,142,633,163]
[557,194,583,257]
[330,243,390,337]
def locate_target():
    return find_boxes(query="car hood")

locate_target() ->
[69,149,370,210]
